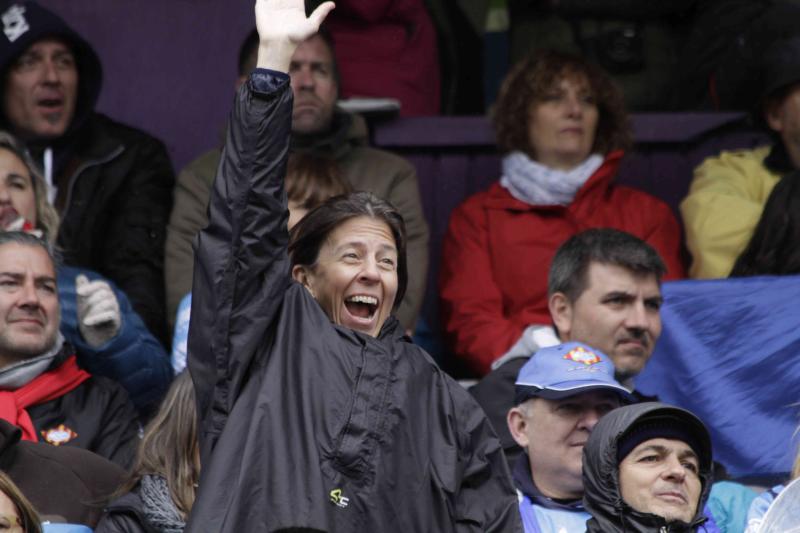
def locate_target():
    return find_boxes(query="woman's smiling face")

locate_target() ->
[292,215,398,337]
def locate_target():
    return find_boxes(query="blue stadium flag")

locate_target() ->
[635,275,800,478]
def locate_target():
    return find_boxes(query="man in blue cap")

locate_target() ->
[506,341,634,532]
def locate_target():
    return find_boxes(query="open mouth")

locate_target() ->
[344,295,378,321]
[37,97,63,109]
[0,206,20,229]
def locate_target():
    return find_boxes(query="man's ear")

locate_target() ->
[291,264,315,297]
[549,292,573,340]
[507,406,531,448]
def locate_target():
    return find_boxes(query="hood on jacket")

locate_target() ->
[0,1,102,141]
[582,402,714,532]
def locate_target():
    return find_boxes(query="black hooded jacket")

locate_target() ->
[185,70,520,532]
[582,403,714,533]
[0,1,173,345]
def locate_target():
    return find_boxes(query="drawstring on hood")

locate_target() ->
[0,1,103,183]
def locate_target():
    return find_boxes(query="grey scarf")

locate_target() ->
[499,151,604,206]
[140,475,185,533]
[0,332,65,389]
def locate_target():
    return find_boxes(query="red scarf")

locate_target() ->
[0,355,90,441]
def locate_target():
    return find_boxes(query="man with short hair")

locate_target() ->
[507,341,634,531]
[0,1,175,345]
[0,232,138,467]
[165,28,429,332]
[582,402,714,531]
[472,228,665,464]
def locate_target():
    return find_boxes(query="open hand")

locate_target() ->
[255,0,335,45]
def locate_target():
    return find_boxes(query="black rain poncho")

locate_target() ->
[185,70,521,532]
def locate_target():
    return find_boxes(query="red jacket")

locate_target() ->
[439,151,685,375]
[326,0,440,116]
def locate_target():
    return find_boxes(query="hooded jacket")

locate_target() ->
[0,1,174,345]
[582,403,714,532]
[185,70,520,532]
[165,108,428,332]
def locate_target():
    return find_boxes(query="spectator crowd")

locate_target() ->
[0,0,799,531]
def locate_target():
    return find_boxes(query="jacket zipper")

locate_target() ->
[60,144,125,224]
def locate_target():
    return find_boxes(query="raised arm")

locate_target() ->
[188,0,334,456]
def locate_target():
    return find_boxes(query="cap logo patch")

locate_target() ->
[563,346,601,365]
[41,424,77,446]
[2,5,29,43]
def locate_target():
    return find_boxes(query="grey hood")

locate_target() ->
[582,402,715,532]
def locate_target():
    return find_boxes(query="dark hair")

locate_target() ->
[759,82,799,139]
[548,229,666,301]
[0,231,60,269]
[286,153,350,210]
[288,192,407,310]
[492,50,631,157]
[730,171,800,276]
[238,27,340,87]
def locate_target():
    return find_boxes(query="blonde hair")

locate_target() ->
[0,471,42,533]
[0,131,59,243]
[118,372,199,519]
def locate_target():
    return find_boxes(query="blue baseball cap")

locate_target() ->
[514,342,635,404]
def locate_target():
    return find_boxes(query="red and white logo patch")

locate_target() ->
[563,346,602,365]
[41,424,77,446]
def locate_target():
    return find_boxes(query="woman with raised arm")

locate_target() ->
[185,1,520,532]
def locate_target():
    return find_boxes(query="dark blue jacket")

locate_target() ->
[58,265,172,413]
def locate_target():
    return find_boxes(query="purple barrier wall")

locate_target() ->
[40,0,254,171]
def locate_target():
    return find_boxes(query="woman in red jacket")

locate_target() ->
[439,50,685,376]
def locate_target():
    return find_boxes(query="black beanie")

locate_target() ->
[0,1,102,127]
[617,414,707,466]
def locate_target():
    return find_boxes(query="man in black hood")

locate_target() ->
[0,1,174,345]
[582,402,715,532]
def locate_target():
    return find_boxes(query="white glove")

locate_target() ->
[76,274,121,347]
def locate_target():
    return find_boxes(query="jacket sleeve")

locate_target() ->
[680,150,776,279]
[386,160,429,330]
[57,267,172,415]
[91,379,141,469]
[164,152,217,330]
[439,198,528,375]
[452,386,522,532]
[98,134,174,347]
[188,71,293,454]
